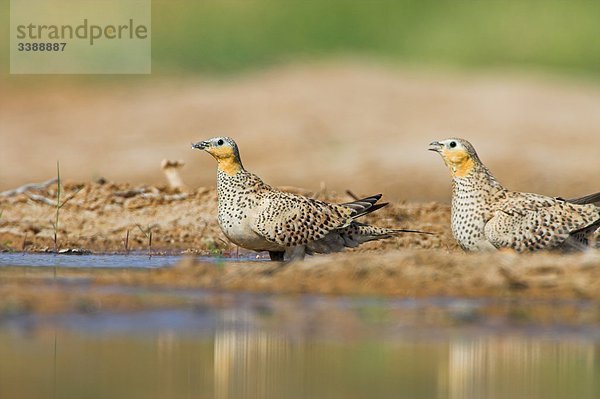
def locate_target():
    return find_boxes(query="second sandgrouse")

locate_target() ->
[429,138,600,252]
[192,137,428,261]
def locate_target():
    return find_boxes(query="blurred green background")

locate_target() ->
[2,0,600,77]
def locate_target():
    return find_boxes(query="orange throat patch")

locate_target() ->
[443,149,475,178]
[217,157,242,176]
[452,156,474,178]
[208,146,242,176]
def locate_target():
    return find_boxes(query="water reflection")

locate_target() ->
[207,302,600,399]
[0,295,599,399]
[442,337,597,399]
[214,309,290,399]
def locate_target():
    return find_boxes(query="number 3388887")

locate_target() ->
[17,43,67,51]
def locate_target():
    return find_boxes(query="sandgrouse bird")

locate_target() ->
[429,138,600,252]
[192,137,427,261]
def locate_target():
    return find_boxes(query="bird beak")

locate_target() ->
[191,141,209,150]
[428,141,443,152]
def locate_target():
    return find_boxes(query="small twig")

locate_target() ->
[141,192,189,200]
[147,230,153,259]
[53,161,61,253]
[346,190,360,201]
[140,192,188,201]
[114,189,148,198]
[124,230,130,253]
[58,187,83,209]
[136,224,151,237]
[136,223,154,257]
[26,187,83,208]
[113,189,188,201]
[0,178,58,197]
[22,232,28,252]
[25,193,55,205]
[162,193,189,201]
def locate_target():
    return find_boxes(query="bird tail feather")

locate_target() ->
[563,192,600,207]
[342,194,389,219]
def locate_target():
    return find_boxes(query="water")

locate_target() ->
[0,255,599,399]
[0,252,263,269]
[0,252,182,268]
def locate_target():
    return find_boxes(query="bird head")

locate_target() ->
[428,138,480,178]
[192,137,243,175]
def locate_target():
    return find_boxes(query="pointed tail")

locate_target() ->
[342,194,390,218]
[563,191,600,207]
[390,228,435,235]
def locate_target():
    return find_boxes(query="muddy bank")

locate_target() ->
[0,181,451,253]
[87,250,600,300]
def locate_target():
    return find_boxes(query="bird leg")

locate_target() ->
[285,246,306,262]
[268,251,285,262]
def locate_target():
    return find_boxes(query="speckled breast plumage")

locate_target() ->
[451,173,501,251]
[216,169,280,251]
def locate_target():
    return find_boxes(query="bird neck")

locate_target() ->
[216,156,243,176]
[453,163,504,193]
[449,156,476,178]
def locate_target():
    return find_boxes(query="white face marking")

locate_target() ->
[438,139,465,152]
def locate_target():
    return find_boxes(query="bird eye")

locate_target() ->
[217,139,224,146]
[449,141,457,148]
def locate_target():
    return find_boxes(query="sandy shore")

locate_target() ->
[0,181,450,253]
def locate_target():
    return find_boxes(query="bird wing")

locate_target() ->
[251,192,354,247]
[484,192,600,251]
[561,191,600,207]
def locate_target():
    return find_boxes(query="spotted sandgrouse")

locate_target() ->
[429,138,600,252]
[192,137,427,261]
